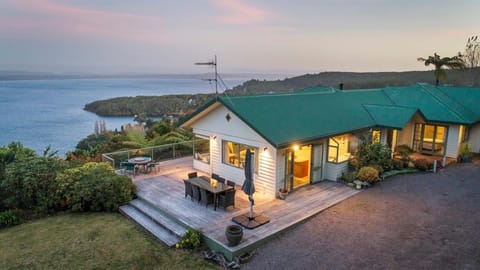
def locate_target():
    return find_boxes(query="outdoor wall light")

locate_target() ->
[263,147,268,152]
[212,135,217,140]
[293,145,299,151]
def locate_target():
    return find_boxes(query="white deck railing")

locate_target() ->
[102,138,208,169]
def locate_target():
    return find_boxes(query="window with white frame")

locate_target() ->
[222,140,257,169]
[328,134,358,163]
[193,136,210,164]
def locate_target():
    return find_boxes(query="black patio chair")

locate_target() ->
[200,188,214,208]
[146,162,158,173]
[191,185,201,203]
[227,180,236,188]
[122,162,137,175]
[212,173,220,180]
[183,180,193,200]
[188,172,198,179]
[218,189,236,210]
[216,176,226,184]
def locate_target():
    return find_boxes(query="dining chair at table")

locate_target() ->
[122,162,137,175]
[227,180,236,188]
[183,180,193,200]
[188,172,198,179]
[218,189,236,210]
[146,162,158,173]
[200,188,214,208]
[216,176,226,184]
[211,173,220,180]
[191,185,201,203]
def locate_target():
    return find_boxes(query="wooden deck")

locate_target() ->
[131,157,360,259]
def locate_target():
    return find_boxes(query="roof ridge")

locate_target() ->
[361,104,378,126]
[417,84,469,122]
[435,86,480,119]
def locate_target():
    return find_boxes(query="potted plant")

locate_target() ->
[225,224,243,246]
[458,142,473,163]
[278,188,288,200]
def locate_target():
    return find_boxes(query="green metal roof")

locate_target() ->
[363,105,419,129]
[181,83,480,148]
[382,84,473,124]
[217,89,394,147]
[436,85,480,121]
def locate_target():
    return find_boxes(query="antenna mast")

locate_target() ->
[195,55,218,96]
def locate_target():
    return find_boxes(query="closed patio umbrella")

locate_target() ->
[242,149,255,220]
[232,149,270,229]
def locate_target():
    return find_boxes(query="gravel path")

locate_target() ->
[243,164,480,270]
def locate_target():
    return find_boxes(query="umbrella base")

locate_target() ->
[232,213,270,230]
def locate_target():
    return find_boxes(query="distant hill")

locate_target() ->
[84,68,479,117]
[227,68,479,95]
[84,93,216,117]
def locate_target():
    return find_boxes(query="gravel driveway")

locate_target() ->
[243,164,480,270]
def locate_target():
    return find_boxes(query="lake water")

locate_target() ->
[0,77,247,156]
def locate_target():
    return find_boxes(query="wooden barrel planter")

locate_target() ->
[225,225,243,246]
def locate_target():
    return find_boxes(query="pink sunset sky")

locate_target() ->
[0,0,478,74]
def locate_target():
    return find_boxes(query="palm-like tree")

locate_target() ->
[417,53,465,86]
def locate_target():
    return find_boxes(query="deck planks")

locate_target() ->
[131,157,360,256]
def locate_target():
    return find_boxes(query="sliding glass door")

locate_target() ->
[413,124,447,155]
[284,145,312,191]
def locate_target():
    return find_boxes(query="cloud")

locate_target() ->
[212,0,267,25]
[0,0,168,44]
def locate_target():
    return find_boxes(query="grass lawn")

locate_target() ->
[0,212,217,270]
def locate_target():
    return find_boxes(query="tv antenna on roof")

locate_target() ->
[195,55,218,96]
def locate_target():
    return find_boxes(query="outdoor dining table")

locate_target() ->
[188,176,234,211]
[128,157,152,173]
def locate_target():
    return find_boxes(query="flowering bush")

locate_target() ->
[176,229,202,249]
[356,166,380,184]
[414,159,433,171]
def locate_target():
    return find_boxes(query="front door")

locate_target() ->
[284,145,312,191]
[311,144,323,183]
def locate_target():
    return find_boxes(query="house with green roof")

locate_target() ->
[180,83,480,198]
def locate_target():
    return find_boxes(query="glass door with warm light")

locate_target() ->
[414,124,447,155]
[284,145,312,191]
[311,144,323,183]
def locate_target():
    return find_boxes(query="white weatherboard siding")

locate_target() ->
[324,162,349,181]
[380,128,388,145]
[469,123,480,153]
[445,125,460,158]
[276,149,286,193]
[397,113,424,146]
[191,105,277,198]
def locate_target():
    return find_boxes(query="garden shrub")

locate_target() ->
[396,144,413,162]
[459,142,473,158]
[57,162,136,212]
[355,142,392,171]
[357,166,380,184]
[414,159,433,171]
[0,209,21,228]
[341,171,357,183]
[392,159,405,170]
[1,156,67,212]
[176,228,202,249]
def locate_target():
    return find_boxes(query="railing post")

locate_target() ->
[173,144,176,159]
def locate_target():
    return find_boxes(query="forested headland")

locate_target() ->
[84,68,479,117]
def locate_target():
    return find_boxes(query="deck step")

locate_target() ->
[130,199,186,237]
[120,205,180,247]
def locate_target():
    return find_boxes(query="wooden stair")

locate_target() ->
[120,198,186,247]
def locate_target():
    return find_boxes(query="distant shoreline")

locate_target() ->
[0,72,287,81]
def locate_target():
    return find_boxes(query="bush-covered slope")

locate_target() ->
[84,69,479,116]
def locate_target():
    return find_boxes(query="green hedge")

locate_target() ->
[57,162,136,212]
